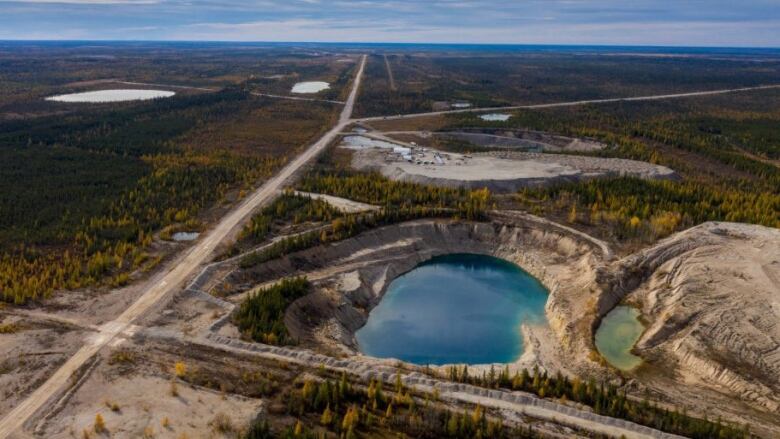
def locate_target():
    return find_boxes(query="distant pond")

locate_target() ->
[356,254,549,365]
[595,306,645,371]
[291,81,330,94]
[46,89,175,103]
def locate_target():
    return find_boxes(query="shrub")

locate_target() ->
[93,413,106,433]
[210,412,234,434]
[174,361,187,378]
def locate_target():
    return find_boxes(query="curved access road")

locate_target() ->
[0,54,367,439]
[356,84,780,122]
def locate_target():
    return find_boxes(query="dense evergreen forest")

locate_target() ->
[442,89,780,241]
[519,176,777,241]
[298,172,491,212]
[355,52,780,117]
[443,365,748,439]
[0,83,336,303]
[235,277,310,345]
[235,365,743,439]
[237,172,491,268]
[235,192,342,251]
[241,372,550,439]
[0,42,355,107]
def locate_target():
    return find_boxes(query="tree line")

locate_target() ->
[444,364,748,439]
[518,176,779,242]
[234,277,310,346]
[237,173,492,269]
[244,371,549,439]
[239,201,489,270]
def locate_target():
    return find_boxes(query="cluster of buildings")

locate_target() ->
[386,142,466,167]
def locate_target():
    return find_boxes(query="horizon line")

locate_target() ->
[1,40,779,51]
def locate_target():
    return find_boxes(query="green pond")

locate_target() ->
[355,254,549,365]
[595,306,645,370]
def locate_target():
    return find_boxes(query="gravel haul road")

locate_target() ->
[0,56,758,439]
[357,84,780,122]
[0,54,366,439]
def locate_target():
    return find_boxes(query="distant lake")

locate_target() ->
[46,89,175,103]
[291,81,330,94]
[356,254,549,365]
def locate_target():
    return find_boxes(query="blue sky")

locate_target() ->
[0,0,778,47]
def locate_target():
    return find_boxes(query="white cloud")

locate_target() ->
[6,0,158,4]
[0,0,777,46]
[164,17,780,47]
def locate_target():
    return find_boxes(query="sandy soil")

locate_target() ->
[0,55,369,439]
[0,316,87,419]
[222,215,780,436]
[607,222,780,434]
[41,368,262,438]
[150,290,228,337]
[293,190,379,213]
[352,145,676,192]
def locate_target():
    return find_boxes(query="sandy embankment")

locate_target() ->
[601,222,780,425]
[221,214,780,436]
[223,212,611,376]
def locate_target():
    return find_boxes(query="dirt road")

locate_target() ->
[384,54,397,91]
[357,84,780,122]
[0,57,759,439]
[292,191,379,213]
[115,80,346,104]
[187,333,683,439]
[0,54,367,439]
[114,80,217,92]
[250,92,345,105]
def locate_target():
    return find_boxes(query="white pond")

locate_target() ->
[480,113,511,122]
[172,232,199,242]
[291,81,330,94]
[46,89,175,103]
[452,102,472,108]
[341,135,410,154]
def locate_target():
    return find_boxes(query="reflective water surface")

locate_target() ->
[356,254,549,365]
[595,306,645,371]
[46,89,175,103]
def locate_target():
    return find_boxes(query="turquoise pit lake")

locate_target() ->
[356,254,549,365]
